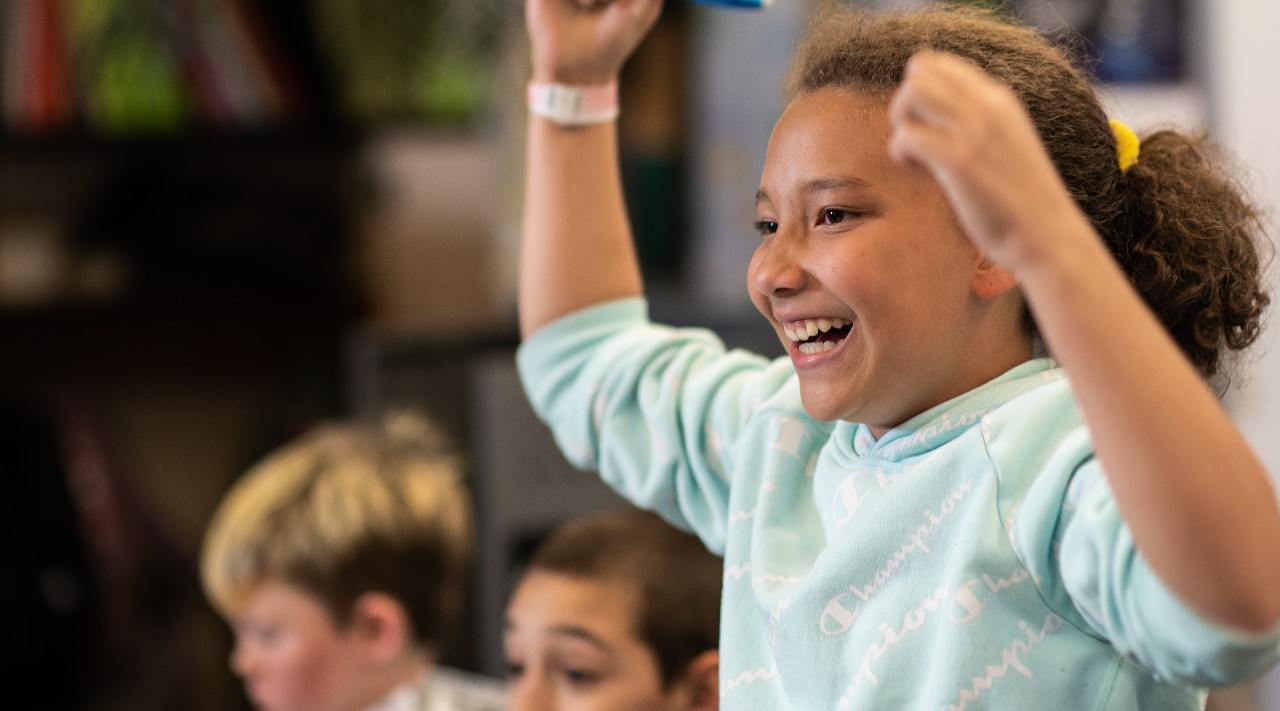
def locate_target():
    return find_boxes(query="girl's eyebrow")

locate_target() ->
[756,176,872,205]
[806,176,871,193]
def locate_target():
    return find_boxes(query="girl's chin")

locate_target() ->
[797,388,853,423]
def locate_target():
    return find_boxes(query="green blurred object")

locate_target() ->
[623,154,686,283]
[91,32,187,134]
[416,53,483,126]
[71,0,187,134]
[1,0,505,136]
[311,0,505,126]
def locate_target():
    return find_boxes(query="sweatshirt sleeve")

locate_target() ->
[1052,459,1280,687]
[516,298,793,554]
[991,380,1280,687]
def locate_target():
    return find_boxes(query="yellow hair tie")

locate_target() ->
[1110,119,1140,173]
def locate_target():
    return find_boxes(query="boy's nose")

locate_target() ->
[229,643,254,677]
[507,676,554,711]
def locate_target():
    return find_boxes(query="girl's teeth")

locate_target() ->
[784,318,849,343]
[798,340,837,354]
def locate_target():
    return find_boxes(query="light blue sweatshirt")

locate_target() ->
[517,298,1280,710]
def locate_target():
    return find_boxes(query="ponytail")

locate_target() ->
[1115,130,1271,380]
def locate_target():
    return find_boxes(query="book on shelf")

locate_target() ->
[2,0,74,135]
[0,0,313,136]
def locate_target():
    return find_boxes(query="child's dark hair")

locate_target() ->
[525,507,722,688]
[786,2,1271,381]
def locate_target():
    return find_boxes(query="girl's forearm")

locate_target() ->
[518,114,645,338]
[1021,216,1280,632]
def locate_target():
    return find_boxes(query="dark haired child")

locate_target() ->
[504,508,722,711]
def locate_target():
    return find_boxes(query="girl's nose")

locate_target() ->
[752,236,807,298]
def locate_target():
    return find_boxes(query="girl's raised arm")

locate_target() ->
[519,0,663,338]
[889,51,1280,634]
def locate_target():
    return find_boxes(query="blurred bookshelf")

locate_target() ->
[0,0,512,367]
[0,2,511,708]
[0,0,505,138]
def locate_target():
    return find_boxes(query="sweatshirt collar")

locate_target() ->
[843,358,1062,461]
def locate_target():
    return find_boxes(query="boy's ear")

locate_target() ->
[679,649,720,711]
[971,252,1019,300]
[350,592,411,662]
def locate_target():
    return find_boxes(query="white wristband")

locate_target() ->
[527,81,619,126]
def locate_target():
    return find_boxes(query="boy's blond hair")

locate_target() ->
[200,411,471,652]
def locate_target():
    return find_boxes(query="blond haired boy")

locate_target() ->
[201,412,505,711]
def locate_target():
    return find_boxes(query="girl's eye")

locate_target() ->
[504,661,525,679]
[819,208,853,225]
[754,219,778,236]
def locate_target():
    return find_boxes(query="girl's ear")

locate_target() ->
[971,252,1020,299]
[349,592,411,663]
[678,649,720,711]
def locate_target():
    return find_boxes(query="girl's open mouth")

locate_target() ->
[784,318,853,354]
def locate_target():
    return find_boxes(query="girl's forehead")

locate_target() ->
[763,89,897,189]
[785,87,888,125]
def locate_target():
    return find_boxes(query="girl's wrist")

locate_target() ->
[527,80,620,127]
